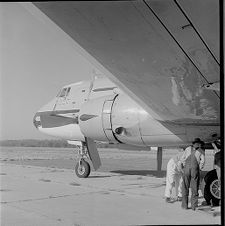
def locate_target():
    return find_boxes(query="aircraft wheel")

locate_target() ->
[75,159,90,178]
[210,179,221,200]
[203,169,220,206]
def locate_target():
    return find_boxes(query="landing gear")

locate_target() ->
[75,142,91,178]
[73,138,101,178]
[202,140,221,206]
[203,169,220,206]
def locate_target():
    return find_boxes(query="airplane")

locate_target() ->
[33,75,220,178]
[31,1,221,179]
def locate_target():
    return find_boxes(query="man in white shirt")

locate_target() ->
[180,138,205,210]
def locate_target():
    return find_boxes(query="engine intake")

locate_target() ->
[79,95,118,143]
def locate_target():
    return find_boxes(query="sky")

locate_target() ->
[0,3,100,140]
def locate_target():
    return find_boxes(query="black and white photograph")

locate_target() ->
[0,1,222,225]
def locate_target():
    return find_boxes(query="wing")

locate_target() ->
[32,0,220,124]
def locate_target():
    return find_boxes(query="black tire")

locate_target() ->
[75,160,91,178]
[203,169,220,206]
[210,179,221,200]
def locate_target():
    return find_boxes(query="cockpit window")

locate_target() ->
[58,87,71,98]
[59,88,67,97]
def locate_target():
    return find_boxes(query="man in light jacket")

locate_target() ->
[180,138,205,210]
[164,149,184,203]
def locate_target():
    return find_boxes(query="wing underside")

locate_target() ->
[32,0,220,124]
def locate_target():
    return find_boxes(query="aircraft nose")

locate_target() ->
[33,113,41,129]
[33,98,57,129]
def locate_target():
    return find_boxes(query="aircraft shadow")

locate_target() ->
[110,170,209,179]
[89,175,112,178]
[110,170,166,178]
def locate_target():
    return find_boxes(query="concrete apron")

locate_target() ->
[0,163,220,226]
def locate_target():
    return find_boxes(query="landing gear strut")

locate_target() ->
[73,138,101,178]
[75,142,91,178]
[157,147,163,171]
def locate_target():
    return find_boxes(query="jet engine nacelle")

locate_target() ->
[79,93,189,147]
[79,95,119,143]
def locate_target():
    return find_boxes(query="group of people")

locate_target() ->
[164,138,205,210]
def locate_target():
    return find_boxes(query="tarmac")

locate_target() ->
[0,161,221,226]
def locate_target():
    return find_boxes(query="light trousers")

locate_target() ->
[165,158,183,198]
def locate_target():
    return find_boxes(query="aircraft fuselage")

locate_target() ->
[34,78,220,147]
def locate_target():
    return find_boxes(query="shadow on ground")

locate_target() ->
[110,170,210,179]
[110,170,166,178]
[89,175,112,178]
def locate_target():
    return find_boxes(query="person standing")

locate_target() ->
[180,138,205,210]
[164,149,184,203]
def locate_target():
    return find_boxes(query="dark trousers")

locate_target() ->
[182,154,200,209]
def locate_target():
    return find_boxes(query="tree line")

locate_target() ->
[0,139,74,148]
[0,139,112,148]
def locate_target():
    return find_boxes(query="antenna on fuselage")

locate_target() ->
[87,70,98,101]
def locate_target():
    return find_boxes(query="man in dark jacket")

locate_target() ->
[180,138,205,210]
